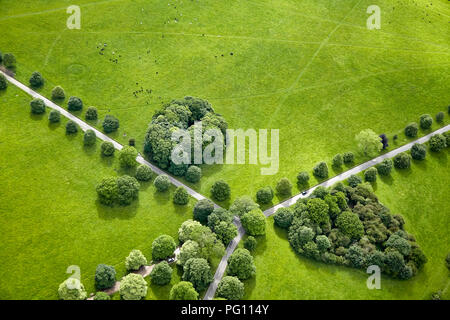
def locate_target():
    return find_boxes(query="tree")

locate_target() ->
[207,208,233,230]
[193,199,215,224]
[51,86,65,100]
[346,244,367,268]
[173,186,189,205]
[305,198,329,226]
[230,196,259,218]
[94,292,110,300]
[29,71,44,88]
[117,175,139,205]
[3,53,16,69]
[135,164,153,181]
[150,261,173,285]
[244,236,257,252]
[436,111,444,123]
[446,253,450,270]
[379,134,389,150]
[332,154,343,167]
[273,207,294,229]
[85,107,98,121]
[182,258,213,291]
[443,131,450,147]
[185,166,202,183]
[154,174,171,192]
[48,109,61,123]
[83,129,96,146]
[0,73,7,90]
[118,146,138,168]
[96,177,118,206]
[95,264,116,290]
[276,177,292,195]
[393,152,411,169]
[241,208,266,236]
[377,158,393,175]
[177,240,201,266]
[169,281,199,300]
[101,141,115,157]
[58,278,87,300]
[125,249,147,271]
[364,167,377,182]
[227,248,256,280]
[316,235,331,252]
[217,276,244,300]
[385,234,411,256]
[343,152,354,164]
[419,114,433,129]
[210,180,230,202]
[411,143,426,160]
[355,129,382,157]
[297,171,310,184]
[119,273,147,300]
[30,98,46,114]
[312,186,329,199]
[405,122,418,137]
[65,120,78,134]
[336,211,364,240]
[256,186,274,204]
[313,162,328,179]
[102,114,120,133]
[214,221,237,245]
[67,96,83,111]
[429,134,446,152]
[152,235,176,261]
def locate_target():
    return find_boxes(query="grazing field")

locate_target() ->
[243,148,449,300]
[0,0,448,204]
[0,86,194,299]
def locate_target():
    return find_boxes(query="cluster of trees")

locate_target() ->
[230,196,266,236]
[96,175,140,206]
[274,182,427,280]
[143,96,227,181]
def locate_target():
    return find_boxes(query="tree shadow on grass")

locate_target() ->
[48,121,61,131]
[99,154,115,168]
[172,202,191,217]
[96,199,139,220]
[379,173,394,186]
[296,181,310,193]
[394,166,413,179]
[83,143,97,157]
[153,189,171,205]
[29,112,45,122]
[428,149,448,166]
[331,165,344,176]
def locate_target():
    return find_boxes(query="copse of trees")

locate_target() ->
[65,120,78,134]
[154,174,171,192]
[0,73,7,90]
[102,114,120,133]
[30,98,46,114]
[48,109,61,123]
[256,186,274,204]
[29,71,44,88]
[96,175,139,206]
[276,177,292,196]
[177,240,201,267]
[207,208,237,245]
[95,264,116,290]
[419,114,433,129]
[67,96,83,111]
[173,186,189,205]
[429,134,446,152]
[83,129,96,146]
[85,106,98,121]
[313,162,328,179]
[394,152,411,169]
[211,180,231,201]
[411,143,427,160]
[51,86,65,100]
[229,196,259,218]
[101,141,115,156]
[152,235,176,261]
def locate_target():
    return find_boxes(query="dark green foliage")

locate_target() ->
[101,141,115,157]
[150,261,173,285]
[193,199,215,224]
[185,166,202,183]
[85,107,98,121]
[0,51,2,63]
[393,152,411,169]
[346,245,367,268]
[297,171,309,184]
[173,186,189,205]
[135,165,153,181]
[336,211,364,240]
[48,109,60,123]
[154,174,171,192]
[117,175,140,205]
[152,235,176,261]
[182,258,213,291]
[244,236,257,252]
[332,154,343,167]
[411,143,426,160]
[305,198,329,226]
[428,134,446,152]
[207,208,233,229]
[83,129,96,146]
[376,158,393,175]
[404,122,418,137]
[273,207,294,229]
[65,120,78,134]
[443,131,450,147]
[67,96,83,111]
[214,220,237,245]
[419,114,433,129]
[446,253,450,270]
[96,177,118,206]
[343,152,354,164]
[211,180,230,201]
[94,292,110,300]
[102,115,120,133]
[3,53,16,69]
[276,177,292,195]
[385,234,411,256]
[241,209,266,236]
[217,276,244,300]
[0,73,7,90]
[348,174,362,187]
[118,146,138,168]
[256,186,274,204]
[364,167,377,182]
[229,196,259,218]
[51,86,65,100]
[29,71,44,88]
[313,162,328,179]
[169,281,198,300]
[227,248,256,280]
[30,98,46,114]
[312,186,329,199]
[435,111,444,123]
[95,264,116,290]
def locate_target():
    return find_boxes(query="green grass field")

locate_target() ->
[0,86,195,299]
[1,0,448,205]
[242,148,449,300]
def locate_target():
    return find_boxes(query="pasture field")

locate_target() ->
[0,0,449,204]
[242,148,450,300]
[0,86,194,299]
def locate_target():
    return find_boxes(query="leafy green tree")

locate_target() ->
[276,177,292,195]
[135,164,153,181]
[29,71,44,87]
[348,174,362,187]
[256,186,274,204]
[436,111,444,123]
[94,292,110,300]
[405,122,418,137]
[102,114,120,133]
[150,261,173,285]
[336,211,364,240]
[217,276,244,300]
[118,146,138,168]
[182,258,213,291]
[313,162,328,179]
[297,171,309,184]
[376,158,393,175]
[429,134,446,152]
[384,250,406,276]
[273,207,294,229]
[185,165,202,183]
[83,129,96,146]
[211,180,231,201]
[241,208,266,236]
[101,141,115,157]
[419,114,433,129]
[125,249,147,271]
[95,264,116,290]
[48,109,61,123]
[332,154,343,167]
[227,248,256,280]
[58,278,87,300]
[85,106,98,121]
[229,196,259,217]
[119,273,147,300]
[316,235,331,252]
[169,281,199,300]
[343,152,354,164]
[443,131,450,147]
[152,235,176,261]
[117,175,139,205]
[65,120,78,134]
[364,167,377,182]
[385,234,411,256]
[154,174,171,192]
[346,244,367,268]
[3,53,16,69]
[177,240,201,266]
[67,96,83,111]
[0,73,8,90]
[305,198,329,226]
[411,143,427,160]
[96,177,118,206]
[207,208,233,229]
[355,129,382,157]
[193,199,215,224]
[30,98,46,114]
[173,186,189,205]
[51,86,65,100]
[312,186,329,199]
[446,253,450,270]
[393,152,411,169]
[244,236,257,252]
[214,221,237,245]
